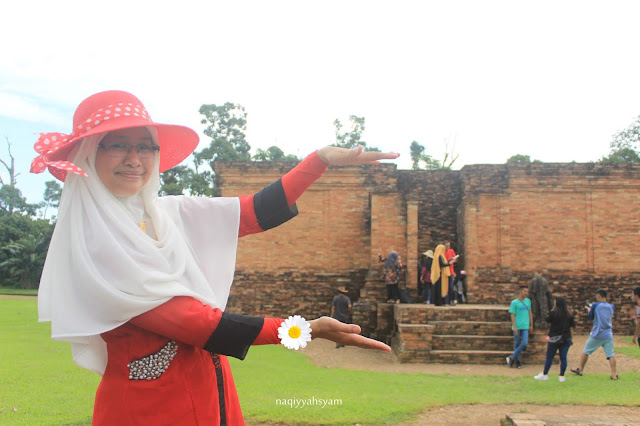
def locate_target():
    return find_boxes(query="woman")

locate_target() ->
[533,295,575,382]
[378,250,403,303]
[32,90,395,425]
[430,244,455,306]
[421,250,434,304]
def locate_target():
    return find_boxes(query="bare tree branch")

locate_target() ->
[1,137,18,185]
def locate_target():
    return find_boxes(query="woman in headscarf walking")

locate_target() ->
[430,244,456,306]
[32,90,396,425]
[378,249,403,303]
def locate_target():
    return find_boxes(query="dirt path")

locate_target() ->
[0,294,37,300]
[287,335,640,425]
[396,404,640,425]
[302,334,640,376]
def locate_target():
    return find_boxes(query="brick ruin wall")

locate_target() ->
[213,160,640,334]
[460,162,640,333]
[213,161,399,322]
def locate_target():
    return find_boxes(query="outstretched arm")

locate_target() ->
[239,147,399,237]
[129,297,390,359]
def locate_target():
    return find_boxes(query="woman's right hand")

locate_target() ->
[308,317,391,351]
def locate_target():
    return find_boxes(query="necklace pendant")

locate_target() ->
[139,221,147,232]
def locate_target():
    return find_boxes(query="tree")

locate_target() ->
[333,116,380,152]
[0,233,49,289]
[600,147,640,165]
[506,154,543,164]
[41,180,62,218]
[253,146,299,162]
[0,185,37,216]
[159,165,193,196]
[602,115,640,164]
[409,141,442,170]
[409,140,457,170]
[0,137,19,186]
[0,210,54,287]
[197,103,251,164]
[507,154,532,163]
[440,137,459,170]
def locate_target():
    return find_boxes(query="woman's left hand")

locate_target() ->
[317,145,399,166]
[308,317,391,351]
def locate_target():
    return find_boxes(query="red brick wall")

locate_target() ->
[460,162,640,332]
[213,160,640,333]
[213,161,402,319]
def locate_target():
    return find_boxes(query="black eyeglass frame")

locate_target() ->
[98,143,161,156]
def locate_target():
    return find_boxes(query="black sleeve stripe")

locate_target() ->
[253,178,299,231]
[204,313,265,360]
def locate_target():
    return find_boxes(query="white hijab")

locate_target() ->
[38,132,240,375]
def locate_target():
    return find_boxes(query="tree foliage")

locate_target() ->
[0,144,55,288]
[507,154,531,163]
[159,165,194,196]
[40,180,62,218]
[601,115,640,164]
[409,141,442,170]
[409,141,457,170]
[161,102,300,196]
[333,116,380,152]
[197,103,251,164]
[0,185,38,216]
[506,154,542,164]
[253,146,299,161]
[0,213,53,288]
[0,233,50,289]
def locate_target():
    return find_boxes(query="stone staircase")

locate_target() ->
[390,303,547,364]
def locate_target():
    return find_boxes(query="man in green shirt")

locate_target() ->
[506,286,533,368]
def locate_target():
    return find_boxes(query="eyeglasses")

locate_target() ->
[98,143,160,160]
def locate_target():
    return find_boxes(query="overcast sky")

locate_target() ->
[1,0,639,203]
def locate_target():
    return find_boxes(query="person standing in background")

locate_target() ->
[331,287,352,348]
[421,250,434,304]
[431,245,455,306]
[632,286,640,349]
[378,249,403,303]
[571,289,618,380]
[506,286,533,368]
[444,241,457,305]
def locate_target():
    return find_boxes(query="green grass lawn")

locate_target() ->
[0,286,38,296]
[616,337,640,360]
[1,299,639,425]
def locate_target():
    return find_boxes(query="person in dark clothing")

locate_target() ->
[417,254,427,300]
[331,287,352,348]
[533,296,575,382]
[421,250,434,304]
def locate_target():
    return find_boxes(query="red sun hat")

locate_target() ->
[30,90,199,181]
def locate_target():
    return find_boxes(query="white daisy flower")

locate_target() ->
[278,315,312,350]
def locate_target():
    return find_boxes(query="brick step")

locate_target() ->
[432,334,513,351]
[432,320,512,336]
[394,304,511,324]
[396,349,547,364]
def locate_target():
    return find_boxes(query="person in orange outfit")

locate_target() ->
[443,241,458,305]
[32,90,396,425]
